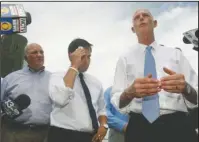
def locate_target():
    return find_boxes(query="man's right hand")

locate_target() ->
[126,74,161,98]
[119,74,161,108]
[69,47,86,69]
[64,47,86,89]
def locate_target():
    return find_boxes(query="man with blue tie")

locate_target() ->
[104,87,128,142]
[111,9,198,142]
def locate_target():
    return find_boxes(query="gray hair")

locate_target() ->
[24,43,41,56]
[24,45,29,56]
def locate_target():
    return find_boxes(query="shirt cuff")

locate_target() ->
[98,111,107,117]
[111,92,129,114]
[50,86,75,107]
[184,98,198,109]
[183,83,198,109]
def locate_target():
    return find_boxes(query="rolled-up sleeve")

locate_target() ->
[111,57,129,114]
[97,85,106,117]
[49,73,75,107]
[104,87,128,132]
[178,50,198,109]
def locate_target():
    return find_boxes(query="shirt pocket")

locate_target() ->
[158,58,180,79]
[164,58,180,73]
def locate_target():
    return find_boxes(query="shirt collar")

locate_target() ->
[138,41,158,52]
[23,65,45,73]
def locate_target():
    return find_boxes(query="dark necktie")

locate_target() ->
[79,73,99,132]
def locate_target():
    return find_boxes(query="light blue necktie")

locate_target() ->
[142,46,160,123]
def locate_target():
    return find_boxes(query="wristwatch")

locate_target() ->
[101,124,109,129]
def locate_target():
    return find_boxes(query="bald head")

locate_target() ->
[133,9,154,22]
[131,9,157,45]
[24,43,44,70]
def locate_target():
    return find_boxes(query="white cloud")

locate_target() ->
[155,6,198,75]
[2,2,198,90]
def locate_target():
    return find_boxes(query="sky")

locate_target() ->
[2,2,198,90]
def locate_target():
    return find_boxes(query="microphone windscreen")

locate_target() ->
[25,12,32,25]
[183,36,191,44]
[14,94,31,110]
[195,30,198,38]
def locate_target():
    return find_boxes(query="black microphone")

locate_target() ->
[183,36,191,44]
[195,29,198,38]
[1,94,31,119]
[183,28,198,52]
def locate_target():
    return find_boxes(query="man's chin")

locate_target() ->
[36,62,44,66]
[138,28,151,35]
[79,68,88,73]
[35,63,44,69]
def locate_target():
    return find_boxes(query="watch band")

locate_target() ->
[101,124,108,129]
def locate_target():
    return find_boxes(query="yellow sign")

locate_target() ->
[1,22,12,31]
[1,7,9,15]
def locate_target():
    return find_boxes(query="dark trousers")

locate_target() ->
[47,126,95,142]
[1,120,48,142]
[125,112,198,142]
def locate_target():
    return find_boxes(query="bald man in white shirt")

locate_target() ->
[47,38,108,142]
[111,9,198,142]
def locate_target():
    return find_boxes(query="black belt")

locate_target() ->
[2,118,49,130]
[50,126,96,135]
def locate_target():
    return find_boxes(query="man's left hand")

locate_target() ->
[160,67,186,93]
[92,126,107,142]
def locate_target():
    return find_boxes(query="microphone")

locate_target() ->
[1,94,31,119]
[1,4,32,35]
[183,28,198,51]
[195,29,198,38]
[183,36,191,44]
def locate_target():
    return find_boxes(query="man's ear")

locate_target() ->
[131,26,135,33]
[68,52,72,61]
[154,20,157,28]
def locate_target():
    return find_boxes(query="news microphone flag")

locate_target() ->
[1,4,30,34]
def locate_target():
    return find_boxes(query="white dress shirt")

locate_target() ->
[49,71,106,132]
[111,41,198,115]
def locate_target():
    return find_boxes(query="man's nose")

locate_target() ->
[140,15,144,21]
